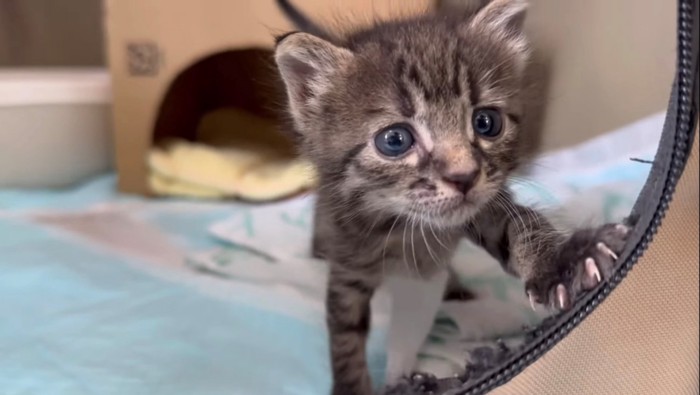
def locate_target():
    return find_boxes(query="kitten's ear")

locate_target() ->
[465,0,529,66]
[275,33,353,118]
[469,0,527,36]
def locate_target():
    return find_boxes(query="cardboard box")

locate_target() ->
[105,0,434,195]
[105,0,675,196]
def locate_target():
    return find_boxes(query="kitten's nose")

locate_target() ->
[443,170,480,194]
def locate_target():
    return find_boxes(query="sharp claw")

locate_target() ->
[597,242,619,260]
[585,257,601,283]
[528,291,537,311]
[556,284,568,309]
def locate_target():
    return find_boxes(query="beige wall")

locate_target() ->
[0,0,104,66]
[2,0,676,151]
[525,0,676,150]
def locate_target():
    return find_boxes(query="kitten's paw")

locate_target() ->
[525,223,630,310]
[382,372,438,395]
[406,372,439,393]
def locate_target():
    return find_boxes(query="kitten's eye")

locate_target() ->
[374,124,415,157]
[472,108,503,138]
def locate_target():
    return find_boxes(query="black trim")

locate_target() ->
[275,0,330,40]
[385,0,699,393]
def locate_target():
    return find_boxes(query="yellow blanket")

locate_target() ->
[147,109,316,201]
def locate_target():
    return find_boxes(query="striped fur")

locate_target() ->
[274,1,628,393]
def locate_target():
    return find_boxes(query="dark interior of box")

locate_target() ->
[151,48,294,154]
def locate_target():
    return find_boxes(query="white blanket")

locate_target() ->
[188,112,664,381]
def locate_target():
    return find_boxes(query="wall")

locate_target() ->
[526,0,676,150]
[1,0,677,151]
[0,0,104,66]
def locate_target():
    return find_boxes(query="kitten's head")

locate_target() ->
[275,0,530,229]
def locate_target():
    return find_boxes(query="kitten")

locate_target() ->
[273,1,629,394]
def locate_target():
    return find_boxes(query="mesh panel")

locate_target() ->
[490,130,699,395]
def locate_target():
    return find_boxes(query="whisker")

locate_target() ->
[360,209,385,243]
[382,215,402,277]
[402,208,410,276]
[420,212,441,270]
[492,194,522,242]
[428,219,449,250]
[409,207,421,279]
[497,191,527,235]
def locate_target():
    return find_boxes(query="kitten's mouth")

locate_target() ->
[408,196,480,228]
[445,198,477,215]
[405,185,496,228]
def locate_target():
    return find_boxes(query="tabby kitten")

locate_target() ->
[273,1,629,394]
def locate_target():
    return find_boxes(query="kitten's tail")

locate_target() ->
[275,0,330,40]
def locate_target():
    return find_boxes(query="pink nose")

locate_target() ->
[443,170,480,194]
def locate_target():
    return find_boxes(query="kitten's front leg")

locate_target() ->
[467,192,630,310]
[326,265,379,395]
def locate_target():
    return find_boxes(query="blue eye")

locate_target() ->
[472,108,503,138]
[374,124,415,157]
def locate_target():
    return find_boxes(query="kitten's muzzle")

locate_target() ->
[442,169,481,195]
